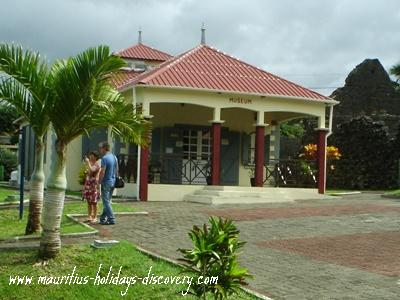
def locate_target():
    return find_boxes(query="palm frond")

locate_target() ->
[86,89,150,145]
[390,63,400,80]
[0,43,50,103]
[0,77,33,118]
[48,45,146,145]
[0,43,51,137]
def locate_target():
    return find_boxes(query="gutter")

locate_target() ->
[327,104,334,137]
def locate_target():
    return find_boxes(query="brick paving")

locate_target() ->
[258,231,400,276]
[203,204,400,220]
[90,193,400,299]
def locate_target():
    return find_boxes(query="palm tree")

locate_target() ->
[390,63,400,89]
[0,44,51,234]
[39,45,148,258]
[390,63,400,78]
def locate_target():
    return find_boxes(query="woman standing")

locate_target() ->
[82,151,101,223]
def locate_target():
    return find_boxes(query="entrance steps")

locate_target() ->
[184,186,336,205]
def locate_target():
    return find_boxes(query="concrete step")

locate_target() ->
[203,186,268,192]
[184,186,338,205]
[184,194,294,205]
[194,190,275,198]
[183,195,213,204]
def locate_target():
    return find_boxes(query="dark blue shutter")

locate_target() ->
[221,131,240,185]
[160,127,183,184]
[151,127,161,155]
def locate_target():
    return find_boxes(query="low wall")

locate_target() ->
[114,182,137,198]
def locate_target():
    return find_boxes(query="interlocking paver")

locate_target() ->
[90,193,400,299]
[258,231,400,276]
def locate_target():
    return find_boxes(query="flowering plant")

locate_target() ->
[299,144,341,161]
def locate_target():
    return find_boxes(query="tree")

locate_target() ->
[390,63,400,80]
[280,120,305,138]
[0,148,18,180]
[0,44,52,234]
[0,104,19,136]
[390,63,400,90]
[39,46,148,259]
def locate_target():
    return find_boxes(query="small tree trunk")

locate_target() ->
[25,138,45,234]
[39,140,67,259]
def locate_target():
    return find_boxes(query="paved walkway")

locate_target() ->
[91,193,400,300]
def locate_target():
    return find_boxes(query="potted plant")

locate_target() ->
[77,162,87,185]
[246,165,256,186]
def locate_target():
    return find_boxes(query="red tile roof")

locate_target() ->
[111,69,142,89]
[121,44,330,101]
[114,43,172,61]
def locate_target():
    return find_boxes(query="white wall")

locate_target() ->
[148,184,204,201]
[66,137,83,191]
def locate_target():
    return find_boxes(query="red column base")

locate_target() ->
[139,146,149,201]
[211,123,221,185]
[316,129,328,194]
[254,126,265,187]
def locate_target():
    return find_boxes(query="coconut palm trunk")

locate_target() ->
[25,137,45,234]
[39,140,67,258]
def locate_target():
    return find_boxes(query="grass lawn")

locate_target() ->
[65,189,83,198]
[0,201,136,239]
[384,189,400,196]
[0,241,256,299]
[0,186,29,203]
[326,189,355,194]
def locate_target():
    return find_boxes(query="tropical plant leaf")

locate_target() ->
[177,216,251,299]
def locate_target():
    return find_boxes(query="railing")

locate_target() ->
[151,153,210,185]
[117,153,211,185]
[118,154,318,188]
[263,159,317,188]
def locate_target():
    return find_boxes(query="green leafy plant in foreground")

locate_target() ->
[178,217,252,300]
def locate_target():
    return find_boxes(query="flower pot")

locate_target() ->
[250,177,256,187]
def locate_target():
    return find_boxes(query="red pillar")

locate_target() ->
[211,122,221,185]
[139,145,149,201]
[316,129,328,194]
[254,126,265,187]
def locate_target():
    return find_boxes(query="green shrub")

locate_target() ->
[77,162,87,185]
[178,217,251,300]
[0,148,18,180]
[0,105,19,135]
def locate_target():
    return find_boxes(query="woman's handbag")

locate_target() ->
[114,175,125,188]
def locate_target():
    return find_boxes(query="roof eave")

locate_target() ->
[130,84,339,105]
[118,55,169,62]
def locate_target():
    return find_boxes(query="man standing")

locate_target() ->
[98,141,117,225]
